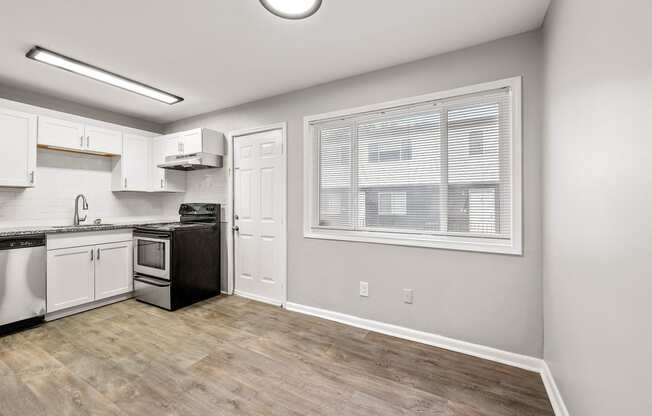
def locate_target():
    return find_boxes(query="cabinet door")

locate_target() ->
[151,136,167,191]
[165,134,182,156]
[179,129,202,154]
[122,134,150,191]
[38,116,85,150]
[151,136,186,192]
[0,108,37,187]
[94,241,133,300]
[47,246,95,313]
[85,125,122,155]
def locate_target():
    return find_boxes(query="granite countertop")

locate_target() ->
[0,218,178,238]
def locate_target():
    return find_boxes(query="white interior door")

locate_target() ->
[233,128,286,305]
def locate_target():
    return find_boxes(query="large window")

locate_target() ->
[304,78,522,254]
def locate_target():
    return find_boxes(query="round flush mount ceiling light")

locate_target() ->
[259,0,322,19]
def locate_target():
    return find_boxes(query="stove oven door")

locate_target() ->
[133,231,171,280]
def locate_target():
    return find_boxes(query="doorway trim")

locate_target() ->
[227,122,288,306]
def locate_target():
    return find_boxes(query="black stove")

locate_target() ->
[133,203,221,311]
[136,203,220,233]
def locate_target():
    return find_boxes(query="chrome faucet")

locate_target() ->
[73,194,88,226]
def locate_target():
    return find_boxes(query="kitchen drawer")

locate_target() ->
[47,230,133,250]
[134,275,171,310]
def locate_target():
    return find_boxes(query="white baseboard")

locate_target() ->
[285,301,569,416]
[45,293,133,321]
[286,302,542,372]
[235,290,283,307]
[541,361,570,416]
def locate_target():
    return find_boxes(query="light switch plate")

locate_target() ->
[359,281,369,297]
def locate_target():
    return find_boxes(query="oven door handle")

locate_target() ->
[134,275,171,287]
[134,233,171,240]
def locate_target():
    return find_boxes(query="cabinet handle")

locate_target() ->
[29,171,34,184]
[86,136,90,148]
[80,135,84,148]
[97,248,100,260]
[124,178,127,189]
[91,249,94,261]
[181,142,184,153]
[161,178,164,189]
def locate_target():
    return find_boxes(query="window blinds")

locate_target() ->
[314,88,512,240]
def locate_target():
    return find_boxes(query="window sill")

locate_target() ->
[304,229,522,255]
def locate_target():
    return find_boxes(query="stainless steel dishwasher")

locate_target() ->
[0,234,46,334]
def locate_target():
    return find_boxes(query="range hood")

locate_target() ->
[158,153,223,171]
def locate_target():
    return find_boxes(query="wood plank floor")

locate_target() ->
[0,296,554,415]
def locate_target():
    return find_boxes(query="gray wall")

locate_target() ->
[542,0,652,414]
[166,31,544,357]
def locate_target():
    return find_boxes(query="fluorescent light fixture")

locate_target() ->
[259,0,322,19]
[25,46,183,105]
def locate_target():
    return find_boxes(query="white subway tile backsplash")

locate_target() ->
[162,168,229,220]
[0,149,231,227]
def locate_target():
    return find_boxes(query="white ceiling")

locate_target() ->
[0,0,550,124]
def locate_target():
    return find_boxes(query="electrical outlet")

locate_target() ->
[359,281,369,297]
[403,288,414,304]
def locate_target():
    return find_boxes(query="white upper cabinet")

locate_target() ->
[38,116,122,155]
[38,116,85,151]
[174,128,224,155]
[0,107,37,187]
[165,133,181,155]
[112,134,150,192]
[179,129,203,154]
[151,135,186,193]
[84,125,123,155]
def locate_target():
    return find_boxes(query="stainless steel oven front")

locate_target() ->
[133,231,171,280]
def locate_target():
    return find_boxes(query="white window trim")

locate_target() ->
[303,77,523,255]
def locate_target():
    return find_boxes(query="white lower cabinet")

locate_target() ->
[47,231,133,314]
[95,241,133,300]
[47,246,95,312]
